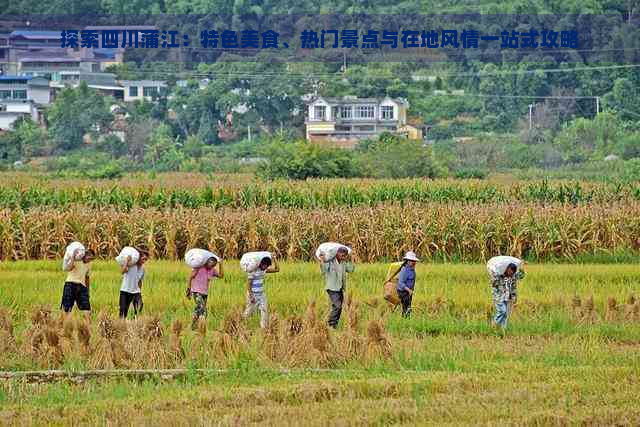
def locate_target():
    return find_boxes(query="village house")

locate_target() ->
[0,100,40,131]
[305,96,425,148]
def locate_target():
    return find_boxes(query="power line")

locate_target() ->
[102,62,640,80]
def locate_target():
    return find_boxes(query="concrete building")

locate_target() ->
[305,96,422,148]
[119,80,168,102]
[0,33,9,73]
[0,100,39,130]
[6,30,102,77]
[50,71,124,100]
[0,75,51,105]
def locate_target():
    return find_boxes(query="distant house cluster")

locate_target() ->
[0,27,428,147]
[0,27,169,131]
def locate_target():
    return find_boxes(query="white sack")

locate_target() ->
[185,248,220,269]
[487,256,523,277]
[116,246,140,267]
[240,251,272,273]
[62,241,85,271]
[315,242,352,262]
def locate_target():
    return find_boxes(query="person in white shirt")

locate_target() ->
[242,256,279,328]
[119,251,148,319]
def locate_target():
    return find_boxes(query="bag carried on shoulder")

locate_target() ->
[185,248,220,269]
[383,261,404,306]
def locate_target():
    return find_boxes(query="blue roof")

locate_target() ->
[10,30,61,39]
[0,75,32,81]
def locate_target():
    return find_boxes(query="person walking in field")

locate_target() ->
[61,248,95,321]
[318,247,355,329]
[395,251,420,318]
[187,256,224,330]
[243,256,279,329]
[119,250,148,319]
[487,256,525,330]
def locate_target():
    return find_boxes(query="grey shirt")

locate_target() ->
[321,259,354,292]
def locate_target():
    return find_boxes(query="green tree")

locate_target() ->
[603,78,640,121]
[47,83,113,152]
[144,124,184,171]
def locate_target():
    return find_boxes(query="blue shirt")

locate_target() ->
[396,265,416,291]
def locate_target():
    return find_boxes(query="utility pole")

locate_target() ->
[528,104,533,130]
[341,51,347,74]
[596,96,600,115]
[247,125,251,142]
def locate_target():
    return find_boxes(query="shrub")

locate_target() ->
[258,140,360,180]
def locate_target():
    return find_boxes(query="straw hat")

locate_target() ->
[403,251,420,262]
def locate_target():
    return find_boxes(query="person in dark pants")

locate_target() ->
[319,247,355,328]
[119,250,148,319]
[396,251,420,318]
[61,249,96,322]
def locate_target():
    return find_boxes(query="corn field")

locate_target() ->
[2,202,640,261]
[1,175,640,210]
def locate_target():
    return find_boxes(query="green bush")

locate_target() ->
[454,167,488,179]
[258,139,360,180]
[357,133,447,179]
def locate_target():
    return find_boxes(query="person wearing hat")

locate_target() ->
[396,251,420,318]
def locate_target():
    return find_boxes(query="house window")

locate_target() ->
[143,86,158,97]
[381,106,394,120]
[13,90,27,100]
[129,86,138,97]
[0,90,11,99]
[355,105,374,119]
[340,106,352,119]
[356,125,374,131]
[313,105,326,121]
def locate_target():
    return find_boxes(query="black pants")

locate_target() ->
[397,289,413,317]
[61,282,91,312]
[327,290,344,328]
[119,291,143,319]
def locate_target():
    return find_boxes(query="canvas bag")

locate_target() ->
[240,251,272,273]
[185,248,220,269]
[383,261,404,306]
[62,241,85,271]
[116,247,140,268]
[315,242,352,262]
[487,256,523,277]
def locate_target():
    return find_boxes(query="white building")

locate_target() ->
[305,96,423,148]
[119,80,168,102]
[0,100,39,130]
